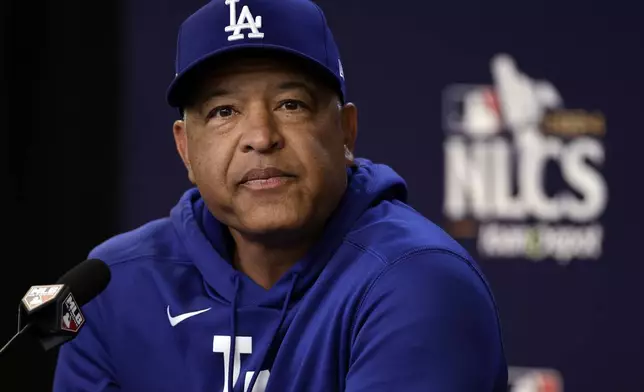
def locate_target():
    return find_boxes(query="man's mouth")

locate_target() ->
[239,167,296,190]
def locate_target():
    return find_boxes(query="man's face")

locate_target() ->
[173,55,357,239]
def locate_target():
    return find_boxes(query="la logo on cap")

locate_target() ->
[225,0,264,42]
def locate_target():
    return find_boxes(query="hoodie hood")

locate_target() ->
[170,158,408,308]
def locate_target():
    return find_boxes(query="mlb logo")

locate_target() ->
[508,367,563,392]
[60,293,85,333]
[21,284,64,312]
[442,84,503,137]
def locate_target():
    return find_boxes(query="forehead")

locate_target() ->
[181,50,338,105]
[205,56,315,87]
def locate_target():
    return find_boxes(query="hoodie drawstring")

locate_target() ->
[245,273,299,392]
[228,274,240,392]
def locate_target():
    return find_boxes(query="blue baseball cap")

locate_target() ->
[166,0,347,108]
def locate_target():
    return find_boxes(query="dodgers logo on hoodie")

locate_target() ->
[441,54,608,265]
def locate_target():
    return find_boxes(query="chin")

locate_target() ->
[237,205,310,236]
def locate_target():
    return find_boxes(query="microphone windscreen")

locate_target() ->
[55,258,111,306]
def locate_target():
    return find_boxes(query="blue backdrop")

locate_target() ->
[118,1,644,391]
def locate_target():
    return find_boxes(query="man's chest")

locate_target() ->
[107,289,357,392]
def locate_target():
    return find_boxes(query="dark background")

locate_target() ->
[3,0,643,391]
[2,0,120,390]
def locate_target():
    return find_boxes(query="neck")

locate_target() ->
[229,230,317,289]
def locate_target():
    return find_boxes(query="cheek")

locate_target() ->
[296,131,346,186]
[188,136,231,193]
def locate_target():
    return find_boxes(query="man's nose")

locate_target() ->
[238,103,284,153]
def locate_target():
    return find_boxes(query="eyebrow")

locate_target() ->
[200,88,231,102]
[195,80,319,113]
[194,87,231,117]
[277,81,316,97]
[200,81,313,101]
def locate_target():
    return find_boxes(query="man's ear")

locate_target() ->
[340,102,358,164]
[173,119,196,184]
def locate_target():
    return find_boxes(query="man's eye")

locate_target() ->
[209,106,236,119]
[280,100,307,111]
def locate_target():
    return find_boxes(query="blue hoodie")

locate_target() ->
[54,159,507,392]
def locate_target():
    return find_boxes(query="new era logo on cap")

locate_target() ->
[166,0,347,108]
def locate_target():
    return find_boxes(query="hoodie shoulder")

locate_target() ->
[88,217,187,266]
[345,199,473,264]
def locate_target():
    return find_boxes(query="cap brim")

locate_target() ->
[166,44,342,108]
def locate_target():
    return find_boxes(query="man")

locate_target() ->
[54,0,507,391]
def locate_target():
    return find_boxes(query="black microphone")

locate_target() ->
[0,258,111,358]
